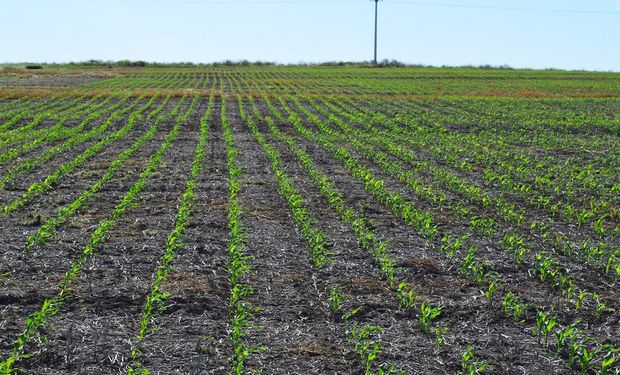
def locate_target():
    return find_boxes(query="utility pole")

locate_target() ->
[373,0,381,65]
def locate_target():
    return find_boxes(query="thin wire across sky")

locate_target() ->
[112,0,620,15]
[8,0,619,15]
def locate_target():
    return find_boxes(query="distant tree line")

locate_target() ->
[73,59,516,69]
[4,59,519,70]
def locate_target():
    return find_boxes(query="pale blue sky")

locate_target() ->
[1,0,619,71]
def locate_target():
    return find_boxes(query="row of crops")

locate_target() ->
[4,65,620,96]
[0,68,618,374]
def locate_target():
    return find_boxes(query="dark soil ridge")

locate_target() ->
[0,98,199,373]
[255,97,569,374]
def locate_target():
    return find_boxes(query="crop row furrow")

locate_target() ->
[25,94,176,249]
[239,95,412,373]
[125,93,211,374]
[0,95,97,143]
[0,96,156,213]
[266,93,619,374]
[312,96,620,282]
[0,97,70,133]
[360,97,618,228]
[0,95,114,153]
[237,90,495,373]
[0,94,198,373]
[221,96,260,374]
[333,96,619,262]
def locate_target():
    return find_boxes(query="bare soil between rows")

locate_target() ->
[0,95,616,374]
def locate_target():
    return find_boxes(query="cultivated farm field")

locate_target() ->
[0,65,619,374]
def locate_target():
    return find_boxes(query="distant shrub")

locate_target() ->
[25,65,43,70]
[319,61,363,67]
[116,60,148,67]
[316,60,409,67]
[211,60,276,67]
[448,64,515,70]
[376,59,406,67]
[477,64,514,70]
[84,59,104,65]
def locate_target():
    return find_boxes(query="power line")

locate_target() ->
[0,0,360,3]
[390,1,620,15]
[7,0,619,14]
[127,0,620,15]
[120,0,359,4]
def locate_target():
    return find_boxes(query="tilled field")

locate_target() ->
[0,67,619,374]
